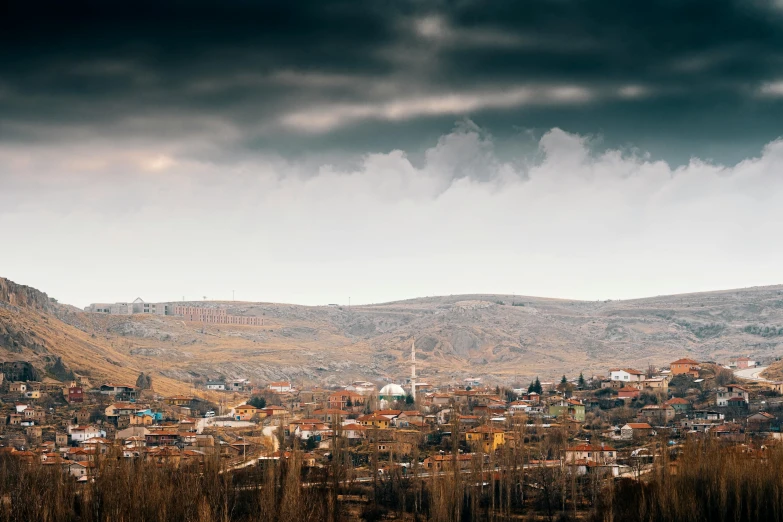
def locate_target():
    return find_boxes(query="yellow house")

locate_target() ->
[466,425,506,453]
[357,414,390,429]
[130,414,154,426]
[234,405,259,421]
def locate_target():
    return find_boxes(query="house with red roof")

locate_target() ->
[665,397,691,413]
[670,358,700,378]
[617,386,641,399]
[565,443,617,464]
[620,422,654,439]
[609,369,645,384]
[717,385,749,407]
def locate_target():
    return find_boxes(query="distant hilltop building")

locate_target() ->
[85,298,173,316]
[85,298,263,326]
[174,306,263,326]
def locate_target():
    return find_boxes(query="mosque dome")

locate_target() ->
[379,383,406,400]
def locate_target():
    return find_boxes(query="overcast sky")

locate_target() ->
[2,0,783,308]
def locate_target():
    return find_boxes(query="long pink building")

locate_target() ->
[174,306,264,326]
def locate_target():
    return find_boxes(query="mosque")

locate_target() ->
[378,339,417,405]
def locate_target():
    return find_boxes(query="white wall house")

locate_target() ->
[268,382,293,393]
[68,425,105,442]
[610,369,645,383]
[717,385,749,407]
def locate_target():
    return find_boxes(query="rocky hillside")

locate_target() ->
[0,277,193,395]
[2,276,783,388]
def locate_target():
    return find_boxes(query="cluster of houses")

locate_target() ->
[3,354,783,482]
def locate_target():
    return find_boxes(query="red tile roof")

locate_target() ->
[625,423,653,429]
[566,444,616,452]
[671,358,699,365]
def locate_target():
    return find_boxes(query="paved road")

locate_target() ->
[734,366,769,382]
[196,400,252,433]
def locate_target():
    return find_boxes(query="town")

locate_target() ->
[2,349,782,520]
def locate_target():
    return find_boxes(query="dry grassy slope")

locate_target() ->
[0,277,194,395]
[762,361,783,380]
[3,276,783,387]
[54,286,783,386]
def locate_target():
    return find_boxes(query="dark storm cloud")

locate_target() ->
[2,0,783,162]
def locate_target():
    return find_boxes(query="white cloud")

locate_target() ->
[1,125,782,307]
[279,85,595,132]
[760,80,783,96]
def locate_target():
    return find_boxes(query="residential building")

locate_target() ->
[670,358,700,378]
[264,405,289,417]
[205,381,226,391]
[617,386,640,399]
[717,385,749,407]
[268,381,293,393]
[67,386,84,403]
[234,405,260,421]
[328,390,366,410]
[423,453,475,471]
[620,422,654,440]
[610,369,645,383]
[8,382,27,394]
[68,425,106,443]
[729,356,756,369]
[357,414,390,429]
[664,397,691,413]
[747,412,776,432]
[565,444,617,464]
[99,384,137,400]
[639,405,675,424]
[465,425,506,452]
[642,377,669,392]
[548,399,585,421]
[312,409,349,424]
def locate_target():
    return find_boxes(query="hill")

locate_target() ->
[0,278,193,395]
[2,277,783,388]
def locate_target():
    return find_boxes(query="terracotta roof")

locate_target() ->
[566,444,616,452]
[624,423,653,429]
[665,397,690,405]
[357,414,388,422]
[427,454,474,462]
[468,425,504,434]
[671,358,699,365]
[375,410,403,416]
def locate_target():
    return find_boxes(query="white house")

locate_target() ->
[205,381,226,391]
[565,443,617,464]
[717,385,749,407]
[68,425,106,442]
[609,369,645,383]
[268,381,293,393]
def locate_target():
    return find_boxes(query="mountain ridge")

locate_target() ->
[2,276,783,388]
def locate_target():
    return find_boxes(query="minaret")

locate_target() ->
[411,338,416,401]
